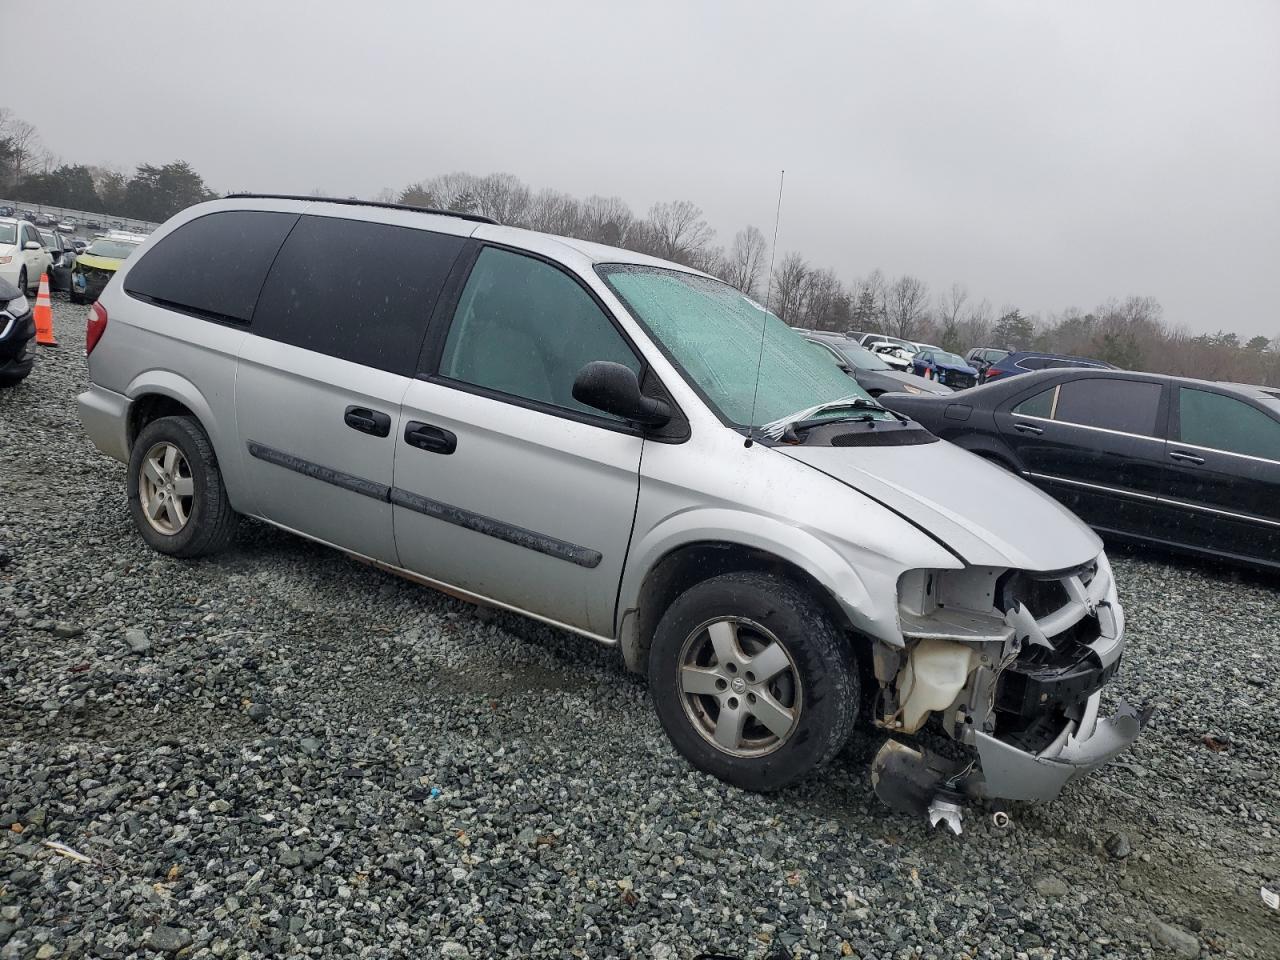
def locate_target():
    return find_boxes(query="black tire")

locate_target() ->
[648,571,859,792]
[127,416,238,558]
[16,268,26,294]
[68,289,83,305]
[0,368,32,387]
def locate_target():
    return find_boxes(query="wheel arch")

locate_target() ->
[617,524,889,683]
[949,432,1023,474]
[124,372,245,510]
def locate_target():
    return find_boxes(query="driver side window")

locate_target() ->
[438,247,642,420]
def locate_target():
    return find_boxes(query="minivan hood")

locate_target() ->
[781,441,1101,571]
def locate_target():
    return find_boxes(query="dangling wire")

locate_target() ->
[745,169,786,447]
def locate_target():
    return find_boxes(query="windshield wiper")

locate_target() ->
[757,396,897,441]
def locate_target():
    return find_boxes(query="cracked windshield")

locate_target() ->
[0,2,1276,959]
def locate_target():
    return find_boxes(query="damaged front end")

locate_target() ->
[870,554,1149,831]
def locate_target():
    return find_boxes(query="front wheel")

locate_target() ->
[16,268,26,294]
[649,571,859,792]
[127,416,239,558]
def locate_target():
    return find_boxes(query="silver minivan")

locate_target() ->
[78,196,1144,830]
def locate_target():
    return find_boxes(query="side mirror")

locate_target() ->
[23,241,41,251]
[572,361,671,427]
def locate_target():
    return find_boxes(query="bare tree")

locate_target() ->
[0,113,40,187]
[370,187,397,204]
[526,188,583,237]
[802,268,844,331]
[645,200,715,265]
[579,195,636,246]
[769,253,811,324]
[885,275,930,339]
[474,172,532,225]
[936,283,969,351]
[425,172,484,213]
[723,225,768,296]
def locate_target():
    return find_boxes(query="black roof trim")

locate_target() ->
[224,194,497,225]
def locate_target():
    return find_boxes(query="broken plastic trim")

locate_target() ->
[971,697,1152,801]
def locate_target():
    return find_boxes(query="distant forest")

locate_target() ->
[4,109,1274,384]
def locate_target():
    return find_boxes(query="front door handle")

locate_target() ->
[344,405,391,437]
[1169,449,1206,465]
[1013,421,1044,435]
[404,421,457,455]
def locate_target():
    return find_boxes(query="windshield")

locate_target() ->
[932,350,968,367]
[38,231,54,248]
[598,264,878,427]
[85,239,139,259]
[0,223,16,245]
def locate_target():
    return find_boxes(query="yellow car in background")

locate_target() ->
[70,234,144,304]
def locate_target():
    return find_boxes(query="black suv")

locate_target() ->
[0,276,36,386]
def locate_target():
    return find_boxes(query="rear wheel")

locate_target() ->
[127,416,239,558]
[649,571,859,792]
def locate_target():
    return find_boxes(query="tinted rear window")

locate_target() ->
[252,215,464,375]
[1054,377,1163,436]
[125,211,298,322]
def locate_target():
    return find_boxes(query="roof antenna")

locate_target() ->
[744,169,786,448]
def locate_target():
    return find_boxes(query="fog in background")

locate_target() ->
[10,0,1279,337]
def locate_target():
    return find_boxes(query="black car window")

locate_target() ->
[1178,388,1280,461]
[1013,387,1055,418]
[1018,356,1047,370]
[125,210,299,324]
[254,215,464,376]
[1053,377,1162,436]
[438,246,641,419]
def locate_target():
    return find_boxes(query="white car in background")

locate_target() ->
[0,217,54,293]
[859,333,918,371]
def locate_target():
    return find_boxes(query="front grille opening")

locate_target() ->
[996,570,1069,618]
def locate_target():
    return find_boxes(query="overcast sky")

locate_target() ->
[13,1,1279,337]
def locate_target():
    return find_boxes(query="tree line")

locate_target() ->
[3,108,1275,384]
[380,171,1278,384]
[0,109,215,223]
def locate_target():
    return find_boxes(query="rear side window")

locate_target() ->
[1054,377,1162,436]
[253,215,465,376]
[1018,357,1047,370]
[438,247,641,418]
[124,211,298,323]
[1179,388,1280,461]
[1013,387,1054,418]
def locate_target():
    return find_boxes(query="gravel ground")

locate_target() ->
[1,297,1277,959]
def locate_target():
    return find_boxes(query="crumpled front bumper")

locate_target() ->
[972,695,1150,801]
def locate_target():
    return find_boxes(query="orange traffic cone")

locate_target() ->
[34,273,58,347]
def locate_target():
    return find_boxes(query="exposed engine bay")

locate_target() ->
[872,554,1151,832]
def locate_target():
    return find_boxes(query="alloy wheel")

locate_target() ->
[138,441,195,535]
[677,617,802,757]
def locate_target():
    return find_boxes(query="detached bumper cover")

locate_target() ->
[973,697,1150,801]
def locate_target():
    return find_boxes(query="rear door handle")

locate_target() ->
[1013,421,1044,435]
[1169,449,1206,465]
[344,405,391,437]
[404,420,457,455]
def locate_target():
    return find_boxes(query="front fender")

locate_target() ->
[618,507,940,662]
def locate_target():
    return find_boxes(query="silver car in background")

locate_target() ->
[77,195,1144,830]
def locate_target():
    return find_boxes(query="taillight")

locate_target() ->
[86,301,108,356]
[984,368,1004,380]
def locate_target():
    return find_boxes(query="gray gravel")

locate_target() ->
[1,298,1277,959]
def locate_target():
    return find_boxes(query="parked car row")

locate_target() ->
[0,216,142,300]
